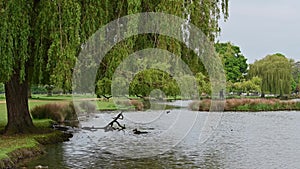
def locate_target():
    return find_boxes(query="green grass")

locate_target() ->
[0,131,63,167]
[0,104,7,131]
[31,94,118,110]
[96,101,117,110]
[0,135,38,159]
[0,119,54,160]
[0,94,5,101]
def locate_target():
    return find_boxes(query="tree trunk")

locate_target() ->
[4,70,35,135]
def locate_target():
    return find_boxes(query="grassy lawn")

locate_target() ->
[0,104,6,131]
[96,101,117,110]
[30,94,117,110]
[0,94,4,101]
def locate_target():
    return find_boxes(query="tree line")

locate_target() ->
[96,42,297,99]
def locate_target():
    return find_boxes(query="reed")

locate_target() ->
[31,102,78,122]
[189,98,300,111]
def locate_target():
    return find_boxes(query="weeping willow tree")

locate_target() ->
[249,53,292,97]
[0,0,82,134]
[0,0,121,134]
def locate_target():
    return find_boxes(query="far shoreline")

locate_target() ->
[188,98,300,112]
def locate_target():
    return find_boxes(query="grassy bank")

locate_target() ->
[0,95,81,168]
[0,119,72,168]
[189,98,300,111]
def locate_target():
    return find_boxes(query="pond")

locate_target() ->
[24,106,300,168]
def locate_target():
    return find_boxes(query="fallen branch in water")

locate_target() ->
[81,112,126,132]
[104,112,126,131]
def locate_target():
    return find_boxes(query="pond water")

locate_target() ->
[24,108,300,169]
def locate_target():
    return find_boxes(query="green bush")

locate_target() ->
[31,85,47,94]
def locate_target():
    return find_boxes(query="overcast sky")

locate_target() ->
[218,0,300,63]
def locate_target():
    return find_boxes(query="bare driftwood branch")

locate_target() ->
[104,112,125,132]
[81,112,125,132]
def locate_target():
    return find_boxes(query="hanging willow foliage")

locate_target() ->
[0,0,32,82]
[93,0,229,97]
[32,0,81,91]
[249,54,292,96]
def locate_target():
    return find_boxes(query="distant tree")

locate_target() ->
[239,77,261,95]
[129,69,179,98]
[249,53,292,97]
[96,77,112,99]
[215,42,248,83]
[227,77,260,96]
[164,81,180,99]
[195,72,211,96]
[291,61,300,93]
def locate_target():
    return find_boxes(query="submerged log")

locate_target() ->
[133,128,148,134]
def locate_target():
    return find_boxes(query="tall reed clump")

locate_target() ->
[115,99,144,111]
[189,99,211,111]
[31,102,78,123]
[225,98,278,111]
[189,98,300,111]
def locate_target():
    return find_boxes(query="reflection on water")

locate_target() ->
[25,110,300,169]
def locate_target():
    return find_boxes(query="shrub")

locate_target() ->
[199,99,211,111]
[188,99,211,111]
[115,99,144,110]
[31,102,78,123]
[130,100,144,111]
[188,101,201,111]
